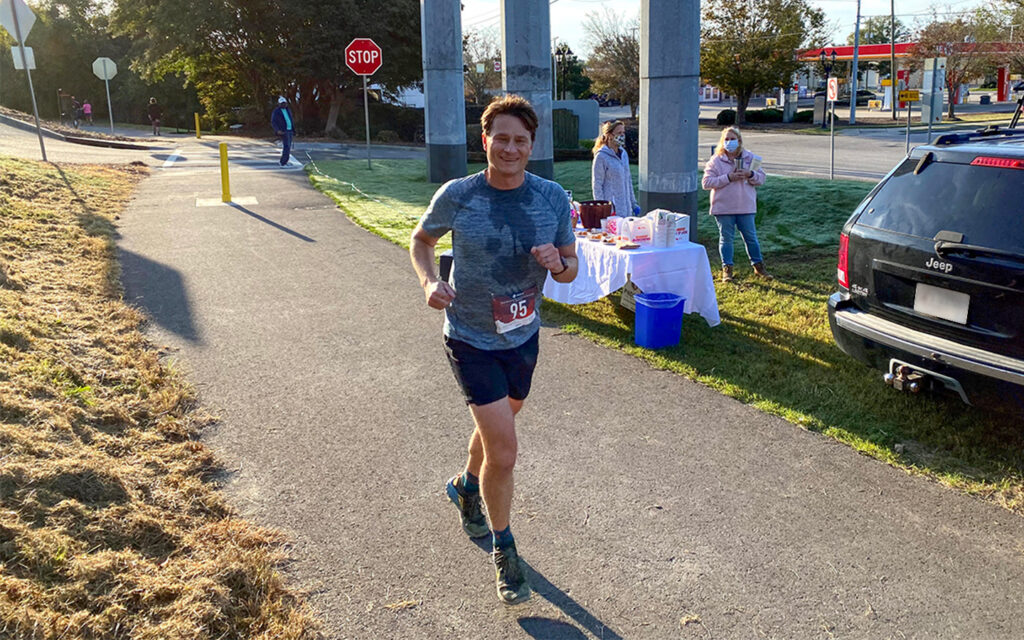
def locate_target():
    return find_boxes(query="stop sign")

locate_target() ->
[345,38,382,76]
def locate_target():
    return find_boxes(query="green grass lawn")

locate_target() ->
[309,158,1024,515]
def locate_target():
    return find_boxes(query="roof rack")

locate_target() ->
[933,126,1024,146]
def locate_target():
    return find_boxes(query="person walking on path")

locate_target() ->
[591,120,640,217]
[147,98,163,136]
[409,94,578,606]
[70,96,82,128]
[702,126,773,283]
[82,100,93,125]
[271,97,295,166]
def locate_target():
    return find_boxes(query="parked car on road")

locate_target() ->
[813,88,877,106]
[828,127,1024,410]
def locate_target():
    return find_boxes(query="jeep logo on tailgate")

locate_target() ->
[925,257,953,273]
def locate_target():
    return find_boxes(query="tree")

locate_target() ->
[111,0,294,126]
[583,9,639,116]
[913,8,1004,118]
[111,0,423,133]
[555,45,591,100]
[701,0,827,125]
[463,27,501,105]
[998,1,1024,77]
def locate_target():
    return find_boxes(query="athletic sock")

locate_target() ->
[460,471,479,493]
[492,525,515,550]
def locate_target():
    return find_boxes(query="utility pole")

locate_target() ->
[890,0,896,120]
[850,0,861,124]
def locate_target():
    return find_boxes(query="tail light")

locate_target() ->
[837,232,850,288]
[970,156,1024,169]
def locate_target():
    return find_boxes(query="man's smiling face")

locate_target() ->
[483,114,533,180]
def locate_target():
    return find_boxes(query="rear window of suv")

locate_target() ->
[859,159,1024,252]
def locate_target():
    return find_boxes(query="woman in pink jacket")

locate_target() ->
[701,127,772,282]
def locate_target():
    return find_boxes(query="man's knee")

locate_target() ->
[485,441,518,473]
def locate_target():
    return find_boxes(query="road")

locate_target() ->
[0,118,914,183]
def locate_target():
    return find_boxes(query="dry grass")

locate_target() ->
[0,156,320,639]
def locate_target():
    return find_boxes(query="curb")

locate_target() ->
[0,112,155,151]
[0,112,65,141]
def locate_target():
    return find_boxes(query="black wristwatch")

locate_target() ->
[551,256,569,276]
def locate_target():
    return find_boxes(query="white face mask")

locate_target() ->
[723,139,739,153]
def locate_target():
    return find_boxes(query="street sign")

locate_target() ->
[10,45,33,69]
[476,63,485,74]
[344,38,382,76]
[494,60,501,73]
[899,90,920,102]
[0,0,35,42]
[92,57,116,80]
[92,57,117,134]
[827,77,838,102]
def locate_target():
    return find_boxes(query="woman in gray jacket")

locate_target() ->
[591,120,640,217]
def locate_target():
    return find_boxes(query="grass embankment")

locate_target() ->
[309,158,1024,515]
[0,157,319,639]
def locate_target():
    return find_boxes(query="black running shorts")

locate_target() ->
[443,331,539,406]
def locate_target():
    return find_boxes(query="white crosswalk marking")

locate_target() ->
[162,148,182,168]
[157,144,305,175]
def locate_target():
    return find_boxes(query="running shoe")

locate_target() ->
[493,544,531,605]
[445,475,489,538]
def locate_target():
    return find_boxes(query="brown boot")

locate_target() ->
[721,265,734,283]
[753,262,774,280]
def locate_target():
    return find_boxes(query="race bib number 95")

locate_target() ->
[491,286,538,334]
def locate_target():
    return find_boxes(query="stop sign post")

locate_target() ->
[345,38,383,169]
[92,57,117,134]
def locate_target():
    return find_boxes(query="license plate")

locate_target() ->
[914,283,969,324]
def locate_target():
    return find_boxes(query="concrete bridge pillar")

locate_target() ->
[639,0,700,240]
[500,0,554,179]
[421,0,467,183]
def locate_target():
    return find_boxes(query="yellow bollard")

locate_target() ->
[219,142,231,203]
[194,112,201,139]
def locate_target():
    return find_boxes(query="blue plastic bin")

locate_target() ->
[634,292,686,349]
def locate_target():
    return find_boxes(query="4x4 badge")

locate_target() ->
[851,284,868,297]
[925,257,953,274]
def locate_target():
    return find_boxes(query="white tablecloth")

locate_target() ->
[543,239,721,327]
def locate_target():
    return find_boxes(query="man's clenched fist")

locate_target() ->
[425,280,456,309]
[530,243,562,272]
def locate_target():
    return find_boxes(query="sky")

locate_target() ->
[460,0,992,57]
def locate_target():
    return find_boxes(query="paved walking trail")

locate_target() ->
[105,134,1024,639]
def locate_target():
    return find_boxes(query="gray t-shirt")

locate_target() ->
[420,171,574,350]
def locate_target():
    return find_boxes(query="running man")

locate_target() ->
[409,94,578,605]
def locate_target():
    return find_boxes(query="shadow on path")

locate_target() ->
[119,247,201,344]
[228,203,315,243]
[469,539,623,640]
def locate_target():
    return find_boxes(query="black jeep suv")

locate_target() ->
[827,127,1024,409]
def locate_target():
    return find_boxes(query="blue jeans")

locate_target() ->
[279,131,293,165]
[714,214,763,266]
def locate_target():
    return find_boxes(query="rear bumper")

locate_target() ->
[828,293,1024,406]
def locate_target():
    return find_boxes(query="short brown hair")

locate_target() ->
[480,94,539,141]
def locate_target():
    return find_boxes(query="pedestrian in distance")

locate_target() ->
[70,96,81,129]
[702,126,773,283]
[409,94,578,606]
[147,97,163,136]
[82,99,92,125]
[270,96,295,167]
[591,119,640,217]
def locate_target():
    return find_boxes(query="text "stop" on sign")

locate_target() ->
[348,49,379,66]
